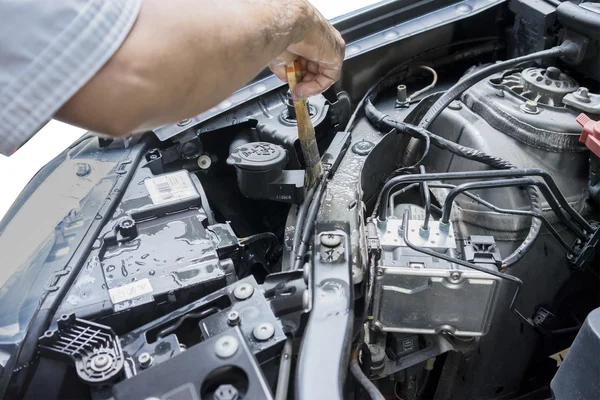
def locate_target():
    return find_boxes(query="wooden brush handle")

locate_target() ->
[286,60,322,187]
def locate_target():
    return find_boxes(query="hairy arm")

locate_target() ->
[56,0,344,136]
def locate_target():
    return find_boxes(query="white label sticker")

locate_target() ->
[108,278,153,304]
[145,171,197,205]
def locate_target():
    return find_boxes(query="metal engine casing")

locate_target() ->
[372,219,501,337]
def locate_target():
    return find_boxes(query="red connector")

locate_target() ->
[576,113,600,157]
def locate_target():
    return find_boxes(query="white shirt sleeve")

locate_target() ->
[0,0,141,155]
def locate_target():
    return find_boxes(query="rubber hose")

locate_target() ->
[350,356,385,400]
[557,2,600,41]
[418,44,573,129]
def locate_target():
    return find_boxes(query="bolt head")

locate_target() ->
[214,335,239,358]
[92,354,111,371]
[252,323,275,341]
[138,352,154,368]
[320,233,342,247]
[450,272,461,281]
[521,100,540,114]
[233,283,254,300]
[376,268,384,276]
[213,384,239,400]
[227,310,240,326]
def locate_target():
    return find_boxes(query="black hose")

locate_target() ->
[440,178,587,240]
[365,102,542,266]
[275,338,293,400]
[428,183,576,255]
[418,44,575,129]
[419,166,431,230]
[290,182,319,267]
[156,307,219,339]
[401,212,534,327]
[557,1,600,41]
[350,352,385,400]
[292,179,328,270]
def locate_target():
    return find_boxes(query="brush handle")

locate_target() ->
[286,60,322,187]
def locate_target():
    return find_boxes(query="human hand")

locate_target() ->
[268,0,345,100]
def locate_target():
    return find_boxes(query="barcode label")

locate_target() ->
[108,278,153,304]
[144,171,197,205]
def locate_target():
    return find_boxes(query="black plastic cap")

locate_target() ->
[227,142,288,171]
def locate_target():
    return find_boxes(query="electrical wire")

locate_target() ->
[239,232,279,256]
[400,212,534,327]
[406,65,438,102]
[344,37,501,132]
[418,43,577,129]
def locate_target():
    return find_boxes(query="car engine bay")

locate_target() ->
[1,1,600,399]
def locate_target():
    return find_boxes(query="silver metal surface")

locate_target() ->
[153,0,505,141]
[227,310,240,326]
[380,219,456,251]
[372,219,500,337]
[214,335,239,358]
[252,322,275,341]
[563,87,600,114]
[233,282,254,301]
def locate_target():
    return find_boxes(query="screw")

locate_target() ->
[214,335,239,358]
[75,163,91,177]
[320,234,342,247]
[213,384,240,400]
[138,352,154,368]
[177,118,191,127]
[92,354,110,370]
[574,87,591,103]
[520,100,540,114]
[376,268,384,276]
[227,310,240,326]
[253,322,275,341]
[233,282,254,300]
[450,272,461,281]
[198,155,212,170]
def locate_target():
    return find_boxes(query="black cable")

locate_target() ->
[350,351,385,400]
[290,181,320,267]
[240,232,279,256]
[418,43,576,129]
[428,183,576,255]
[275,338,293,400]
[292,179,328,270]
[373,168,591,266]
[419,166,431,231]
[400,212,534,327]
[156,307,219,339]
[344,37,501,132]
[440,178,587,240]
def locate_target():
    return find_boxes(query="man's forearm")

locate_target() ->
[56,0,316,135]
